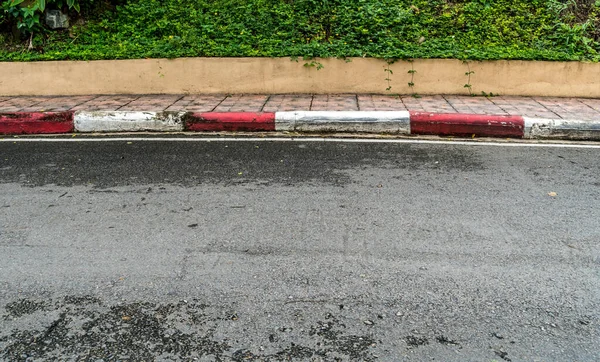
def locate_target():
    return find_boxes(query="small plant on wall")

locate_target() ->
[464,61,474,96]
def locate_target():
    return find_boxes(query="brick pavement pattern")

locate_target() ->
[1,94,600,121]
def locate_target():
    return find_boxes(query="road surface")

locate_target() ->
[1,137,599,361]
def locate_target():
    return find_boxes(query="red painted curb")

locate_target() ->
[410,112,525,138]
[185,112,276,132]
[0,112,74,135]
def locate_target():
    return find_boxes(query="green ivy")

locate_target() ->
[1,0,82,35]
[1,0,599,61]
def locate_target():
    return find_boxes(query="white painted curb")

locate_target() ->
[524,117,600,140]
[276,111,411,134]
[74,111,185,132]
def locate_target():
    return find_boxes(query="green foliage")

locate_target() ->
[1,0,599,61]
[1,0,82,35]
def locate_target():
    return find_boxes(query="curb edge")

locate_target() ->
[1,111,599,140]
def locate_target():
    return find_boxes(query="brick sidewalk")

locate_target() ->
[1,94,600,121]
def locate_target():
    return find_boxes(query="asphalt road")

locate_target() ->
[0,138,599,361]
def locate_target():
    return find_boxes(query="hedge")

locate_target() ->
[1,0,599,61]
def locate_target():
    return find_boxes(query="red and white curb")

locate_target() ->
[74,111,186,132]
[186,112,276,132]
[0,112,74,134]
[410,112,524,138]
[0,111,599,140]
[524,117,600,140]
[277,111,410,133]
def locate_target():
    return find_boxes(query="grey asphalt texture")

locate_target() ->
[0,139,599,361]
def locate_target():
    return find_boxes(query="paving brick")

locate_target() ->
[511,105,548,111]
[263,94,313,112]
[443,96,504,114]
[444,95,496,106]
[439,97,505,114]
[531,97,600,120]
[119,95,183,111]
[461,106,509,115]
[0,97,51,112]
[491,98,555,118]
[166,95,227,112]
[536,97,584,105]
[580,99,600,112]
[213,94,269,112]
[499,108,548,117]
[310,94,358,111]
[19,96,98,111]
[402,95,456,113]
[489,96,539,107]
[357,95,406,111]
[521,112,561,119]
[558,111,600,121]
[71,96,141,111]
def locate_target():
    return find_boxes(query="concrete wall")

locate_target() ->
[1,57,599,97]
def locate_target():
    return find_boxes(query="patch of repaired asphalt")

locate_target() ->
[1,297,382,361]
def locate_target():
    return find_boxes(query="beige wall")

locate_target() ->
[0,57,599,97]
